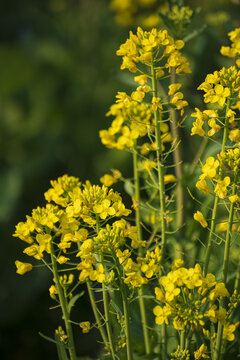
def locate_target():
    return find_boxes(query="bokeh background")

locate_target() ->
[1,0,240,359]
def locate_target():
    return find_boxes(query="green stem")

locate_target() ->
[86,280,109,349]
[96,215,116,359]
[114,253,133,360]
[77,240,108,349]
[170,68,185,233]
[203,98,230,275]
[101,274,116,359]
[133,142,151,355]
[189,137,208,175]
[213,320,223,360]
[180,329,185,351]
[50,241,77,360]
[161,323,167,360]
[203,196,219,276]
[151,59,167,262]
[223,182,236,284]
[234,260,240,292]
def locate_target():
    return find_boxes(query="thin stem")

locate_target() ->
[189,137,208,175]
[96,215,116,359]
[101,274,116,359]
[170,68,185,233]
[50,241,77,360]
[133,142,151,355]
[203,98,230,275]
[114,253,133,360]
[86,280,109,348]
[213,98,232,360]
[161,323,167,360]
[223,182,236,284]
[203,196,219,276]
[77,240,108,349]
[234,260,240,292]
[151,59,167,262]
[213,320,223,360]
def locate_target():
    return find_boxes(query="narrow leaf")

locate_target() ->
[68,291,84,313]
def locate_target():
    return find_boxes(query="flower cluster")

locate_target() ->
[110,0,161,27]
[99,92,158,151]
[197,66,240,107]
[116,27,191,75]
[194,156,233,206]
[153,261,238,341]
[13,175,132,274]
[218,148,240,181]
[221,27,240,67]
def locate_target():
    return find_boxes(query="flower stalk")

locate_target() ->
[151,59,167,262]
[223,182,236,284]
[114,253,133,360]
[203,98,230,275]
[133,141,151,355]
[50,240,77,360]
[170,68,185,233]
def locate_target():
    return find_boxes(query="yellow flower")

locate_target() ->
[78,261,94,282]
[226,109,236,123]
[49,284,58,299]
[36,234,51,254]
[209,283,229,301]
[202,157,219,179]
[153,305,171,325]
[191,117,205,136]
[229,195,240,203]
[196,178,211,194]
[15,260,33,275]
[193,211,208,228]
[79,321,91,334]
[93,199,116,219]
[100,174,118,187]
[141,160,157,171]
[72,228,89,243]
[91,264,106,283]
[171,258,184,271]
[155,287,165,302]
[156,69,165,78]
[214,176,230,199]
[134,74,148,86]
[207,118,220,137]
[194,344,210,359]
[23,244,43,260]
[217,222,237,232]
[152,96,163,111]
[168,83,182,95]
[13,217,35,244]
[164,174,177,184]
[57,256,70,264]
[124,272,148,287]
[223,322,238,341]
[229,129,240,143]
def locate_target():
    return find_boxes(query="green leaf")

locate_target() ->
[183,24,207,43]
[68,291,84,314]
[39,331,59,345]
[123,179,134,197]
[55,333,69,360]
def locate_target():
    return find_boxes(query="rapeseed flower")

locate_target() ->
[193,211,208,228]
[15,260,33,275]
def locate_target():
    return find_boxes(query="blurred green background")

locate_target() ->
[1,0,240,359]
